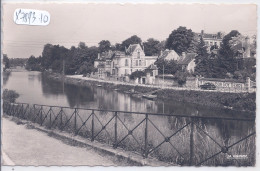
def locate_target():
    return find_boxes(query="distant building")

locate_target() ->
[177,52,197,72]
[196,30,224,52]
[232,36,253,58]
[94,44,158,82]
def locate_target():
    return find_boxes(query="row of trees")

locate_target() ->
[25,35,166,75]
[25,26,256,83]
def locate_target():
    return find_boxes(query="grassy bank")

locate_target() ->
[45,72,256,113]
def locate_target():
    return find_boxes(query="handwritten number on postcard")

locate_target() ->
[14,9,50,26]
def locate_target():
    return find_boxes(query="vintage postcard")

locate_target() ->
[1,0,258,170]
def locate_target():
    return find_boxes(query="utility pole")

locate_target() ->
[163,65,164,88]
[62,58,65,93]
[62,58,65,77]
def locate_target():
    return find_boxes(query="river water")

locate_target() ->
[3,71,255,165]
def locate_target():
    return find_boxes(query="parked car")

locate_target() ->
[200,83,216,90]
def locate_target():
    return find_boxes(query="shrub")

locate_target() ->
[3,89,19,103]
[129,70,146,80]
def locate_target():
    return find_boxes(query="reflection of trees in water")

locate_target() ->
[64,84,94,108]
[41,74,64,95]
[3,72,11,86]
[41,74,94,108]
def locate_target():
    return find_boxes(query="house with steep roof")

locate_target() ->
[159,49,180,61]
[94,44,158,82]
[177,52,197,73]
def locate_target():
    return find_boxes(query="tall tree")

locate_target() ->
[194,37,210,77]
[155,58,179,75]
[98,40,111,53]
[143,38,160,56]
[218,30,240,76]
[121,35,142,50]
[165,26,194,55]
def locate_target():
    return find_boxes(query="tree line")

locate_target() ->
[22,26,256,82]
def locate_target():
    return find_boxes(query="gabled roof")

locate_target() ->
[126,44,142,55]
[177,53,196,65]
[159,49,179,60]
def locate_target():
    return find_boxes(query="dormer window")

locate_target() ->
[137,51,140,58]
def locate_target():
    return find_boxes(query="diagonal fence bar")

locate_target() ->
[2,101,256,166]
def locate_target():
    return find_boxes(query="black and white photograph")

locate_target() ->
[1,0,258,169]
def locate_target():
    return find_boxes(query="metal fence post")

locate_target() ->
[144,114,148,158]
[49,107,52,128]
[40,106,43,126]
[114,111,118,148]
[91,110,95,142]
[190,117,194,166]
[74,108,77,134]
[33,104,35,121]
[60,108,63,129]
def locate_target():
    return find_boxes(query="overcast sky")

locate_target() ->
[2,3,257,58]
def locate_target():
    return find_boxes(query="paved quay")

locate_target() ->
[1,117,118,166]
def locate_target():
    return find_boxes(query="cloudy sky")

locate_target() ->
[2,2,257,58]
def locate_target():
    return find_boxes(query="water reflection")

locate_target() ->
[3,71,11,86]
[3,71,255,165]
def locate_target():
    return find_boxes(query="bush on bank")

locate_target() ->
[3,89,19,103]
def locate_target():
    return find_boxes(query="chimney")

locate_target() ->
[201,30,204,35]
[98,53,100,59]
[182,52,186,59]
[245,36,250,58]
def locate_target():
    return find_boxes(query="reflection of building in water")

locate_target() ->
[94,88,157,113]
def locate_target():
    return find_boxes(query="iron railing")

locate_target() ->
[3,101,256,166]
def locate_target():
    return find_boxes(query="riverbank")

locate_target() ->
[45,72,256,113]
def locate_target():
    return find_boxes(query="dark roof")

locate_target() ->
[126,44,141,55]
[177,53,196,65]
[195,32,222,40]
[146,64,158,70]
[101,51,115,60]
[202,33,222,39]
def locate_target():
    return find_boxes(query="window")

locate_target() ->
[137,52,140,58]
[136,60,138,66]
[125,69,128,75]
[139,60,142,66]
[125,59,128,66]
[112,62,114,68]
[151,71,153,76]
